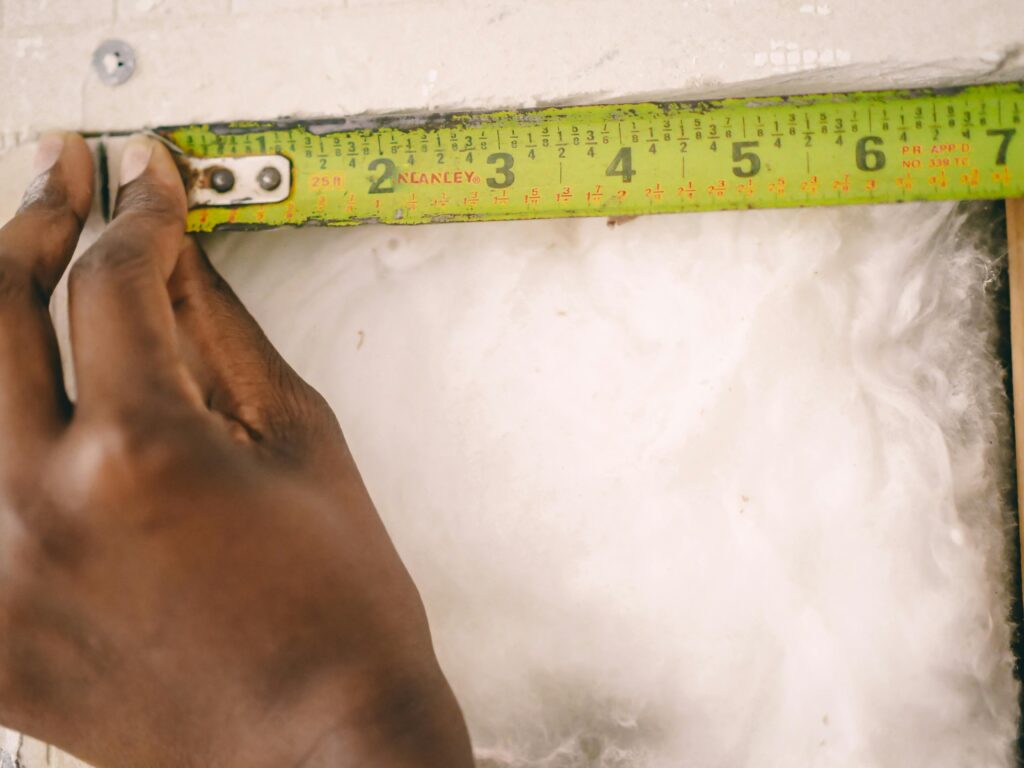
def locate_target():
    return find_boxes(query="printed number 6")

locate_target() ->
[855,136,886,172]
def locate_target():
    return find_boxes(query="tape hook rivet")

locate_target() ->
[209,168,236,193]
[257,166,282,191]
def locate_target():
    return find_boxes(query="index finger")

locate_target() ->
[68,136,202,415]
[0,133,92,458]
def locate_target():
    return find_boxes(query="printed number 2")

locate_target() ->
[368,158,396,194]
[987,128,1016,165]
[606,147,634,182]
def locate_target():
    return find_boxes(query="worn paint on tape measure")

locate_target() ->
[159,82,1024,233]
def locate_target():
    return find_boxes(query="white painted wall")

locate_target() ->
[0,0,1021,147]
[0,1,1022,766]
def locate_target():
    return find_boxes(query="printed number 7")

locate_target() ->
[987,128,1016,166]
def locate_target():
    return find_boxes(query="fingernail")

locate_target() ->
[33,132,65,176]
[120,136,155,186]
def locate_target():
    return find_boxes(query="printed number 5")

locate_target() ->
[731,141,760,177]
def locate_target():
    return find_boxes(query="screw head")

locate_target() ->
[257,166,282,191]
[92,40,136,87]
[209,167,235,193]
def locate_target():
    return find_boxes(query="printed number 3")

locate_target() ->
[487,153,515,189]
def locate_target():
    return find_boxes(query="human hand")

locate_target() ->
[0,133,473,768]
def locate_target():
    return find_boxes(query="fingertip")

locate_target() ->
[115,135,187,222]
[118,135,154,186]
[3,132,94,293]
[24,131,94,223]
[59,133,96,222]
[33,132,65,176]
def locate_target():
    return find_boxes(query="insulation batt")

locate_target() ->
[198,201,1019,768]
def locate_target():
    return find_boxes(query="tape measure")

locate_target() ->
[158,82,1024,233]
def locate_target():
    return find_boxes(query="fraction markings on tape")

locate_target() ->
[160,82,1024,233]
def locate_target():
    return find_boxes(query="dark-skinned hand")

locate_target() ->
[0,132,474,768]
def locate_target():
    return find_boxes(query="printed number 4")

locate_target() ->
[606,148,634,182]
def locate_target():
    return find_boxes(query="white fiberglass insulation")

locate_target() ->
[1,1,1023,766]
[208,203,1019,768]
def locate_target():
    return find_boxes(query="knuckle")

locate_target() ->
[267,355,332,422]
[0,510,86,582]
[294,381,338,427]
[115,179,185,223]
[0,480,37,524]
[0,588,107,717]
[0,197,84,294]
[70,238,151,285]
[66,417,185,503]
[0,600,24,713]
[17,171,70,214]
[0,255,37,304]
[266,378,344,461]
[0,487,85,599]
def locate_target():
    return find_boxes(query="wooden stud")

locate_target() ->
[1008,198,1024,592]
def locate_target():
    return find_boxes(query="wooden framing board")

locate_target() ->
[1010,198,1024,609]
